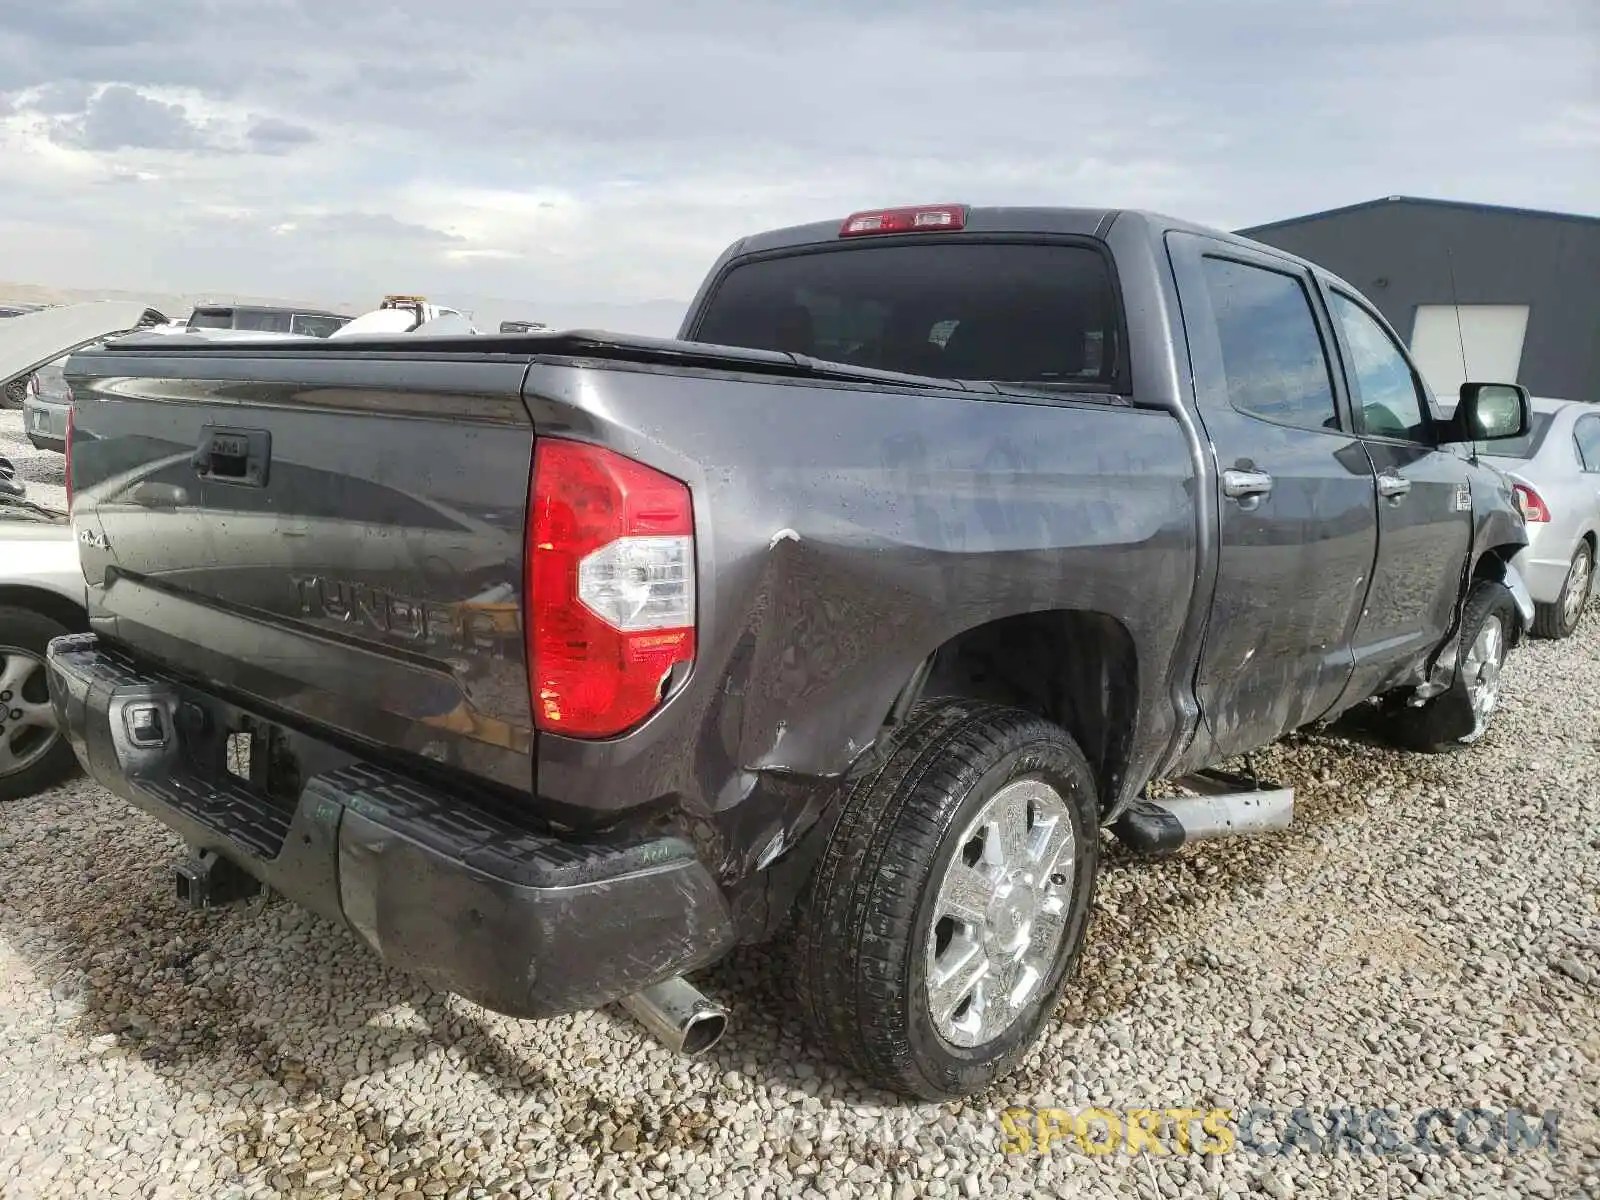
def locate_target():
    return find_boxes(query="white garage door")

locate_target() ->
[1409,304,1530,404]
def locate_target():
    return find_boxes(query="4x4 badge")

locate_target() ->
[1454,483,1472,512]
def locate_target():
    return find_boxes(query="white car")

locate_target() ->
[1481,396,1600,639]
[22,356,70,452]
[0,514,85,799]
[0,302,170,799]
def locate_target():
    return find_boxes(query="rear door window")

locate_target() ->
[692,242,1123,389]
[1199,256,1340,432]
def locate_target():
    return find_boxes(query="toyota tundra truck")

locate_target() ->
[48,205,1534,1100]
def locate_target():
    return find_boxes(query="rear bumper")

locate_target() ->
[45,633,736,1018]
[1510,542,1572,606]
[23,398,68,453]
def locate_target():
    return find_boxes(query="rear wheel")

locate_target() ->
[1386,581,1517,753]
[0,606,79,802]
[794,701,1099,1100]
[1532,542,1593,640]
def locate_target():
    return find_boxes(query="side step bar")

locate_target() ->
[1112,769,1293,856]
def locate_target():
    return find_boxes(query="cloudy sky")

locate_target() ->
[1,0,1595,332]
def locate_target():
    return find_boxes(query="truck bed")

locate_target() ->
[65,331,1197,848]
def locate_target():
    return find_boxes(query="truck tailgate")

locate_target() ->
[64,351,537,792]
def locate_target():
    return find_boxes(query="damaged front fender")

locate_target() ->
[1493,558,1536,631]
[1414,555,1534,703]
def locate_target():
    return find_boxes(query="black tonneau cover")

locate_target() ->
[97,329,995,393]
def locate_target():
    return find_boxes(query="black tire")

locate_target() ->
[1386,582,1518,753]
[1531,541,1593,640]
[0,605,80,802]
[794,700,1100,1101]
[1,377,26,410]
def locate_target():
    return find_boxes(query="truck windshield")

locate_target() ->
[692,241,1123,389]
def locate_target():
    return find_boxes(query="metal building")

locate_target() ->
[1239,196,1599,405]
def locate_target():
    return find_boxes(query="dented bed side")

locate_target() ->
[518,359,1199,883]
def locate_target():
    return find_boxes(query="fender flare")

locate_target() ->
[1480,554,1536,632]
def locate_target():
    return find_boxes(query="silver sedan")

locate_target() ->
[0,513,86,800]
[1481,396,1600,639]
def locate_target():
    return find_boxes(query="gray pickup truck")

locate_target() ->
[49,205,1534,1100]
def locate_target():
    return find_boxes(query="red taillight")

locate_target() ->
[839,204,967,238]
[529,439,696,738]
[1512,483,1549,523]
[64,404,75,508]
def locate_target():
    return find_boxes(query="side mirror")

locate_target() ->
[1445,382,1530,443]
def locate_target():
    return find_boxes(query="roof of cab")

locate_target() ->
[733,206,1119,255]
[719,205,1364,299]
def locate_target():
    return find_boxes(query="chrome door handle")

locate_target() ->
[1377,473,1412,500]
[1222,468,1274,502]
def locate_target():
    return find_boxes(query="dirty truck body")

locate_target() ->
[49,207,1531,1098]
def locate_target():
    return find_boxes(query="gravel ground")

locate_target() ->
[1,600,1595,1198]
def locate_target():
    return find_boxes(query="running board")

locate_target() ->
[1112,769,1293,856]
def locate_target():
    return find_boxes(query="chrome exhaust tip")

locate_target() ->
[620,977,729,1056]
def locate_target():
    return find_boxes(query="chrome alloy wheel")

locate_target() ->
[1562,545,1593,628]
[0,645,59,779]
[1460,614,1506,743]
[925,777,1076,1047]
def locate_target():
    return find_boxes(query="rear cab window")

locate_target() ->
[1198,256,1340,432]
[690,241,1125,391]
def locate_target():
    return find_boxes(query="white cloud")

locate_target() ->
[1530,103,1600,148]
[0,0,1594,329]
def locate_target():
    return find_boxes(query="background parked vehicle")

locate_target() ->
[0,511,85,801]
[52,205,1535,1100]
[22,357,71,453]
[1481,396,1600,638]
[0,303,168,427]
[186,303,351,337]
[1,304,46,409]
[331,295,474,337]
[0,302,180,799]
